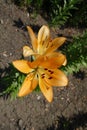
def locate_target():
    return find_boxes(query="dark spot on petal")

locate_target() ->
[50,43,53,47]
[50,39,52,42]
[42,73,45,76]
[41,76,45,79]
[50,71,54,74]
[44,68,48,70]
[42,40,45,45]
[46,86,49,90]
[41,73,45,79]
[48,77,52,79]
[48,70,54,74]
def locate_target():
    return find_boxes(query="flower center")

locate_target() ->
[38,67,54,80]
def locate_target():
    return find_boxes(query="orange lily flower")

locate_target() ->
[23,25,66,59]
[12,56,68,102]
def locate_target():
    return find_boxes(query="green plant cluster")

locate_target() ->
[45,0,81,27]
[68,1,87,27]
[61,30,87,75]
[0,64,25,99]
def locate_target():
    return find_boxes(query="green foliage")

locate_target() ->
[68,1,87,27]
[47,0,81,27]
[0,64,26,99]
[32,0,43,11]
[61,30,87,75]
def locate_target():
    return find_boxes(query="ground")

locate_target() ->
[0,1,87,130]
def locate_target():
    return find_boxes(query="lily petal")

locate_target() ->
[27,26,38,52]
[12,60,33,74]
[44,69,68,87]
[38,25,50,54]
[39,76,53,102]
[40,53,66,69]
[18,73,38,97]
[30,56,44,68]
[23,46,36,57]
[45,37,66,55]
[63,58,67,66]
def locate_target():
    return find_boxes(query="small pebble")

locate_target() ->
[9,53,12,56]
[27,13,30,17]
[37,95,41,100]
[31,127,35,130]
[0,19,4,24]
[61,97,64,100]
[3,52,8,57]
[18,119,23,127]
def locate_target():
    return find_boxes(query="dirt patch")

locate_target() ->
[0,1,87,130]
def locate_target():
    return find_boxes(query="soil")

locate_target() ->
[0,1,87,130]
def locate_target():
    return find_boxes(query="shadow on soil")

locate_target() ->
[73,70,86,80]
[13,18,27,31]
[0,65,15,97]
[47,112,87,130]
[13,18,41,33]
